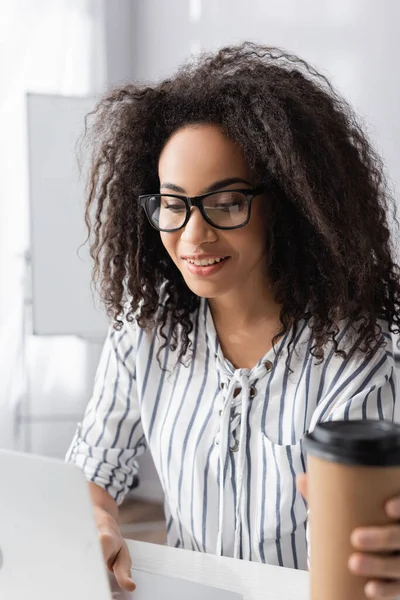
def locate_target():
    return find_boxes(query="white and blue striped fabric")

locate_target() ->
[66,299,396,570]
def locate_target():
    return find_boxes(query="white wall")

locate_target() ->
[131,0,400,206]
[104,0,136,86]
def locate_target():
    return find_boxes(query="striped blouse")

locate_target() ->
[66,299,396,570]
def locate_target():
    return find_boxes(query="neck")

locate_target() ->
[208,272,281,332]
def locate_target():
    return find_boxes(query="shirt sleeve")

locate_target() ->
[66,321,146,505]
[305,329,396,569]
[309,332,396,429]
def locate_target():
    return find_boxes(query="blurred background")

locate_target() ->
[1,0,399,541]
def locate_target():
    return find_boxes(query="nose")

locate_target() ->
[180,207,217,244]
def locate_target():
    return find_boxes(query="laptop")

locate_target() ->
[0,449,242,600]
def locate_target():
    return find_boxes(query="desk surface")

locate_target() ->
[126,540,309,600]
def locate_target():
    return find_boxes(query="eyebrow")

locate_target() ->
[159,177,253,195]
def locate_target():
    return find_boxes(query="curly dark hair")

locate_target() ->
[84,42,400,363]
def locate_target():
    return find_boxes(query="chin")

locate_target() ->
[182,278,229,299]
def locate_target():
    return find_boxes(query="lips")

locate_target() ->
[182,256,230,277]
[184,256,227,266]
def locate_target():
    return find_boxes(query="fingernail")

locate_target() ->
[348,554,360,572]
[348,554,373,574]
[386,499,400,518]
[351,529,375,547]
[365,581,378,598]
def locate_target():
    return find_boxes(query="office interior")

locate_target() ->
[1,0,400,574]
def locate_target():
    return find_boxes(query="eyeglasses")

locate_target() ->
[139,187,264,232]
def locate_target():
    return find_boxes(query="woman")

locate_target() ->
[67,43,400,598]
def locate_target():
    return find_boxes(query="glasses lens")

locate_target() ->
[202,191,249,228]
[146,195,187,230]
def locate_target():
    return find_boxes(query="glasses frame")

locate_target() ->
[139,187,265,232]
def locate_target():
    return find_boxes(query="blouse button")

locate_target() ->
[264,360,273,373]
[230,439,240,452]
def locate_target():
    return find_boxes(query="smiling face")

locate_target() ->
[158,124,269,300]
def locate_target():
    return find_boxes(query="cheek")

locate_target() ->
[160,232,179,263]
[248,203,268,250]
[229,223,267,266]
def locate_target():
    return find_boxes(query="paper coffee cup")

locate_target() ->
[304,420,400,600]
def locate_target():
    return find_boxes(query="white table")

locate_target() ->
[126,540,309,600]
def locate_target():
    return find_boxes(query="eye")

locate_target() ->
[165,204,185,212]
[160,197,186,212]
[205,192,247,211]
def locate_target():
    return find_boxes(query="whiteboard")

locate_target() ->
[27,93,108,338]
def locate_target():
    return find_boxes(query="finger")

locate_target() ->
[113,544,136,592]
[386,498,400,520]
[349,552,400,579]
[351,526,400,551]
[98,530,119,570]
[365,579,400,599]
[296,473,308,500]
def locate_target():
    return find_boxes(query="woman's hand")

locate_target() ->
[297,475,400,599]
[93,505,136,592]
[349,496,400,599]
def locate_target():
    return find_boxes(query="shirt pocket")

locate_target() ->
[256,433,307,543]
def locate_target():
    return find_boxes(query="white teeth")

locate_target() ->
[186,257,225,266]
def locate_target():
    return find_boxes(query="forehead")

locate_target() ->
[158,124,250,193]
